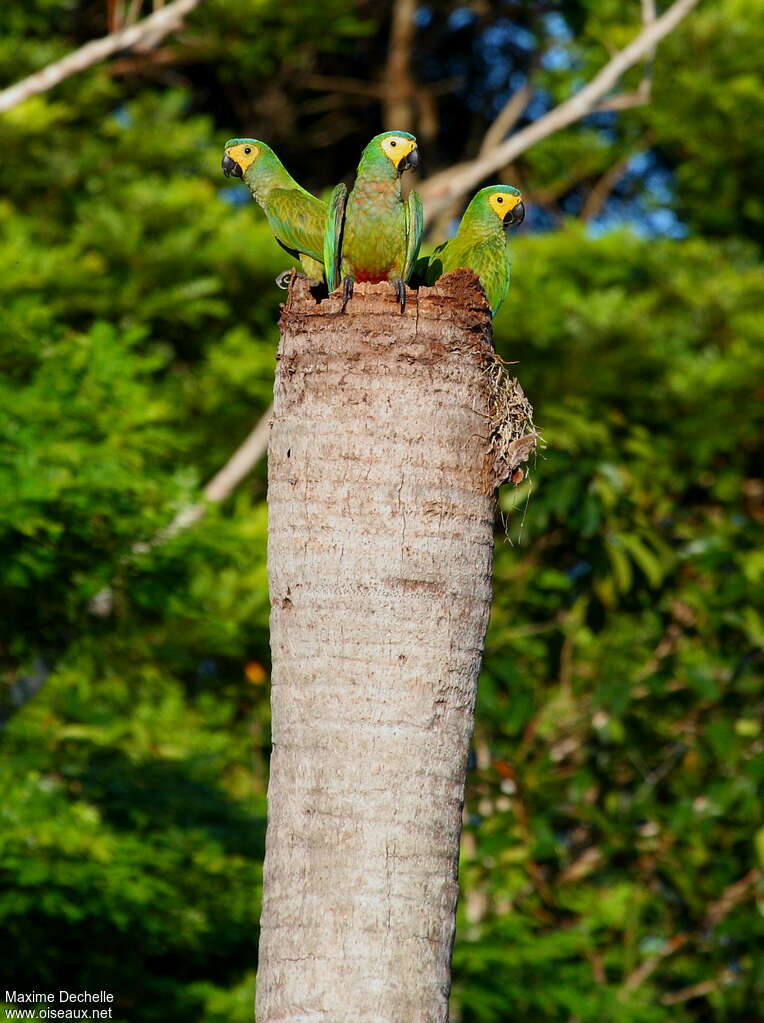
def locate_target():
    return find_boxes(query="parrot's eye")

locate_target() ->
[390,140,397,147]
[497,196,504,203]
[244,147,252,155]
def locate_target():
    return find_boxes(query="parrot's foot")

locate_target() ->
[275,269,307,290]
[393,278,407,314]
[340,276,355,312]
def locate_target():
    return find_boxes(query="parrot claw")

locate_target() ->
[393,279,407,314]
[341,276,355,312]
[275,269,296,290]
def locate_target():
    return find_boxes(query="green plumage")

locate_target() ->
[324,131,423,308]
[417,185,524,316]
[223,138,326,282]
[324,182,347,293]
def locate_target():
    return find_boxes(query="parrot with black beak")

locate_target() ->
[323,131,423,312]
[416,185,525,316]
[222,138,326,287]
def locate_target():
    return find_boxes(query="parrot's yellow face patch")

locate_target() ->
[226,143,260,174]
[488,192,523,220]
[380,135,418,170]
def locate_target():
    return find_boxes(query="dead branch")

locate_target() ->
[618,865,760,999]
[558,846,604,884]
[3,406,273,720]
[479,79,534,156]
[594,0,656,113]
[108,45,182,76]
[0,0,204,115]
[581,154,632,220]
[143,403,273,546]
[107,0,119,33]
[417,0,701,223]
[124,0,145,30]
[661,969,735,1005]
[595,87,650,113]
[89,405,272,616]
[704,868,762,930]
[619,934,688,997]
[383,0,417,130]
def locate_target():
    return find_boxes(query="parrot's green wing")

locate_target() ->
[323,182,347,292]
[265,187,326,265]
[403,190,424,284]
[465,242,510,316]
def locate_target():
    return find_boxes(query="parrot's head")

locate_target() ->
[481,185,525,228]
[365,131,420,175]
[222,138,267,179]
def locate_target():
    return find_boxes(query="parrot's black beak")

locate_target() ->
[504,201,525,227]
[399,146,420,173]
[222,153,243,179]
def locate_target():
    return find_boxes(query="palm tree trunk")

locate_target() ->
[256,271,533,1022]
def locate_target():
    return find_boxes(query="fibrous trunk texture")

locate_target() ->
[257,272,522,1023]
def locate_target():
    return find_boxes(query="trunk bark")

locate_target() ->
[256,271,532,1023]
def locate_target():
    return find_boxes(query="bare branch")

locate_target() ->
[619,934,688,997]
[581,153,632,221]
[595,87,651,112]
[704,868,762,930]
[425,83,534,240]
[618,866,760,1000]
[107,0,120,33]
[594,0,657,113]
[479,80,534,156]
[661,969,736,1006]
[109,45,181,76]
[383,0,417,130]
[89,405,273,616]
[137,403,273,550]
[126,0,145,29]
[3,407,273,719]
[418,0,701,223]
[642,0,658,63]
[0,0,204,115]
[414,86,439,142]
[558,846,604,884]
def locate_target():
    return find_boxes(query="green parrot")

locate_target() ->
[324,131,423,312]
[417,185,525,316]
[222,138,326,287]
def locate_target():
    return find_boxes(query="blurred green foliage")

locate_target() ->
[1,1,762,1021]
